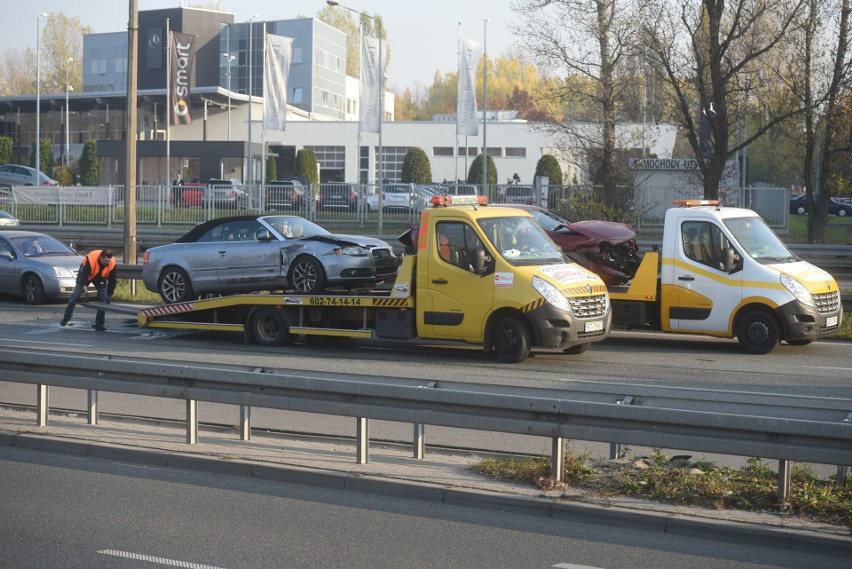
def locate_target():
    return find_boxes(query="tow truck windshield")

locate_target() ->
[478,216,565,266]
[724,216,798,263]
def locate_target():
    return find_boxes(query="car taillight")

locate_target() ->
[143,251,150,264]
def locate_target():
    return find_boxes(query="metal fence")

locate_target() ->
[4,183,793,233]
[1,348,850,502]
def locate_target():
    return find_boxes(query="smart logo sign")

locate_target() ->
[170,32,196,125]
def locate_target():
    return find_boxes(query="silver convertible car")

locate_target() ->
[0,230,84,304]
[142,215,399,303]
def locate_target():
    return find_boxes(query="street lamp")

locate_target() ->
[223,53,235,141]
[247,14,259,187]
[35,12,47,181]
[326,1,384,233]
[65,57,73,166]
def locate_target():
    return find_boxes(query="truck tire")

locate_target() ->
[563,342,590,355]
[22,274,45,305]
[289,256,327,294]
[736,310,780,354]
[492,316,531,363]
[158,267,194,304]
[251,307,295,347]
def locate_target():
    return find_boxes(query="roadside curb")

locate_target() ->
[2,430,850,557]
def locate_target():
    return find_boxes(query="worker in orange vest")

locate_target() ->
[60,249,116,331]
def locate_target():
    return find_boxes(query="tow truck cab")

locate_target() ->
[610,201,843,353]
[394,195,612,361]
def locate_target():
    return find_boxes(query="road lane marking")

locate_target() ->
[0,339,93,347]
[97,549,230,569]
[553,564,605,569]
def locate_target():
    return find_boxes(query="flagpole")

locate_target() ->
[481,18,488,197]
[261,24,267,195]
[166,18,171,190]
[455,22,460,191]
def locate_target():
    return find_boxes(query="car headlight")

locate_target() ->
[339,246,368,256]
[780,273,814,307]
[532,275,571,313]
[53,266,75,278]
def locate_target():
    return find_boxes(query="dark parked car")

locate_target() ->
[0,164,59,188]
[142,215,399,303]
[317,182,359,211]
[790,194,852,216]
[0,230,85,304]
[491,203,641,286]
[266,179,306,211]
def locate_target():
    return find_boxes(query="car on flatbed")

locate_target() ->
[142,215,398,303]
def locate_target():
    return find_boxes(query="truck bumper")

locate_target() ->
[775,298,843,342]
[528,304,612,349]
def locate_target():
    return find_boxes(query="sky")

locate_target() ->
[2,0,518,92]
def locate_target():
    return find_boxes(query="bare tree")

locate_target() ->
[512,0,651,213]
[798,0,851,242]
[643,0,809,201]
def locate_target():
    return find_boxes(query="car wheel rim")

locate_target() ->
[24,279,35,302]
[162,272,185,302]
[746,320,770,345]
[293,262,317,293]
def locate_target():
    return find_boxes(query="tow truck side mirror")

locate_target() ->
[471,247,492,275]
[721,247,739,273]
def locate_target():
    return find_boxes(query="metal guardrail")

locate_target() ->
[1,348,849,501]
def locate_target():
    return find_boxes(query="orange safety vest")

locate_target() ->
[82,250,116,282]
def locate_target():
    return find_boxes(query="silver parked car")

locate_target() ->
[0,230,84,304]
[0,164,59,188]
[142,215,399,303]
[0,210,20,226]
[365,183,417,212]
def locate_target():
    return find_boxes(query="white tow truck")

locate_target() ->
[608,201,843,353]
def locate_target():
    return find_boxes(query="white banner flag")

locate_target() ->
[264,34,294,131]
[360,36,385,134]
[457,38,482,136]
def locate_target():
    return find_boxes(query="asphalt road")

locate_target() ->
[1,297,849,471]
[1,447,847,569]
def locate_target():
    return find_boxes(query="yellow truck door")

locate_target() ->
[419,220,494,340]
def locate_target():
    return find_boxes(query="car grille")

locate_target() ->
[569,293,608,319]
[373,248,398,275]
[814,291,840,314]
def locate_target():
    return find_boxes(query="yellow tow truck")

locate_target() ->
[137,195,612,362]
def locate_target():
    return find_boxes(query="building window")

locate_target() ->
[433,147,454,157]
[293,87,303,104]
[486,147,503,157]
[293,47,303,64]
[505,147,526,158]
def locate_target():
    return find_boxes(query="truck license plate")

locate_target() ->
[584,320,604,333]
[826,315,838,327]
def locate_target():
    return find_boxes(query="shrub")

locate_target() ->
[78,141,99,186]
[401,147,431,184]
[0,135,13,165]
[467,153,497,188]
[535,154,563,185]
[295,149,319,186]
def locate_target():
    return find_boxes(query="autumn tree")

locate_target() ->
[317,6,388,79]
[513,0,649,215]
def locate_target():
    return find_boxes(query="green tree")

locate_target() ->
[53,166,74,186]
[535,154,563,185]
[29,138,54,174]
[0,135,13,165]
[400,147,431,183]
[266,156,277,183]
[78,140,98,186]
[467,153,497,188]
[295,148,319,186]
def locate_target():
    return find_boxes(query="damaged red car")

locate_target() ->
[491,204,641,286]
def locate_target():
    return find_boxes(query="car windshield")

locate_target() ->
[261,216,330,239]
[10,234,76,257]
[526,208,574,232]
[724,215,797,263]
[478,215,565,266]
